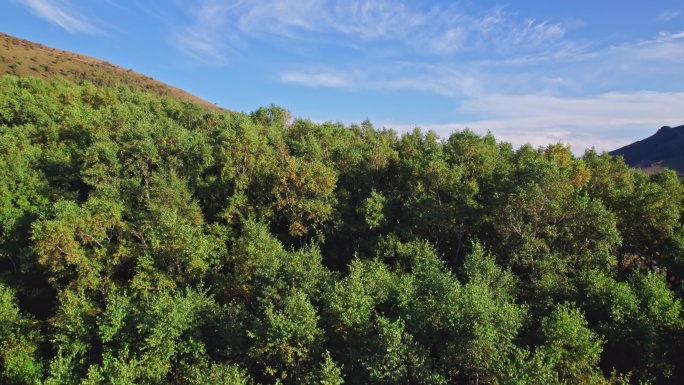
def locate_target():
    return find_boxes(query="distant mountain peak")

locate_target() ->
[610,125,684,174]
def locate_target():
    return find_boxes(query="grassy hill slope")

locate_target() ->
[0,32,227,113]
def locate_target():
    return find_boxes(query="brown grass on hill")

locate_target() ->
[0,32,228,113]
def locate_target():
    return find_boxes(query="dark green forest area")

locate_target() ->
[1,75,683,384]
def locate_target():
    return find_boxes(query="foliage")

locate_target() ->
[0,283,42,384]
[1,74,684,384]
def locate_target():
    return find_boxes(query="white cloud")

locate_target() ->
[656,11,681,22]
[428,27,467,55]
[237,0,324,37]
[460,92,684,121]
[655,30,684,43]
[377,65,481,97]
[461,30,684,96]
[175,0,575,63]
[232,0,431,41]
[278,26,684,155]
[171,1,684,157]
[279,63,481,97]
[175,32,229,66]
[281,71,353,88]
[172,0,248,65]
[415,91,684,154]
[13,0,100,34]
[331,0,429,40]
[510,19,566,46]
[365,90,684,157]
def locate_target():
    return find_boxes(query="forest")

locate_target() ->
[0,74,683,384]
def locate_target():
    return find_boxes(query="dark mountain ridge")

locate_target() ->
[609,125,684,174]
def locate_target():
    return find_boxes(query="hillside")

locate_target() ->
[610,125,684,174]
[0,32,227,112]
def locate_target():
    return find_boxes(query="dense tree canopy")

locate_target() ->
[1,75,683,384]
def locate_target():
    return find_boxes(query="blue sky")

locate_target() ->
[2,0,684,153]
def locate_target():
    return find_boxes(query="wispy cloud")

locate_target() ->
[281,71,354,88]
[280,62,481,97]
[234,0,430,41]
[655,11,681,22]
[12,0,100,34]
[237,0,324,38]
[422,7,569,56]
[510,19,566,46]
[329,0,429,40]
[459,92,684,126]
[648,30,684,44]
[175,0,575,64]
[386,29,684,97]
[172,0,242,65]
[427,26,467,55]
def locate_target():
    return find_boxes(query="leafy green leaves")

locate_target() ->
[0,283,42,384]
[3,75,684,384]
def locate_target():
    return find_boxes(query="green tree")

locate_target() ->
[538,303,606,385]
[45,287,97,385]
[272,155,337,243]
[0,123,49,275]
[450,243,524,383]
[83,287,221,384]
[0,283,43,384]
[401,134,476,267]
[310,351,345,385]
[393,240,524,383]
[370,315,447,385]
[618,170,684,270]
[322,258,394,379]
[208,113,275,224]
[493,145,620,310]
[583,270,683,383]
[133,169,223,290]
[32,196,127,293]
[248,289,323,383]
